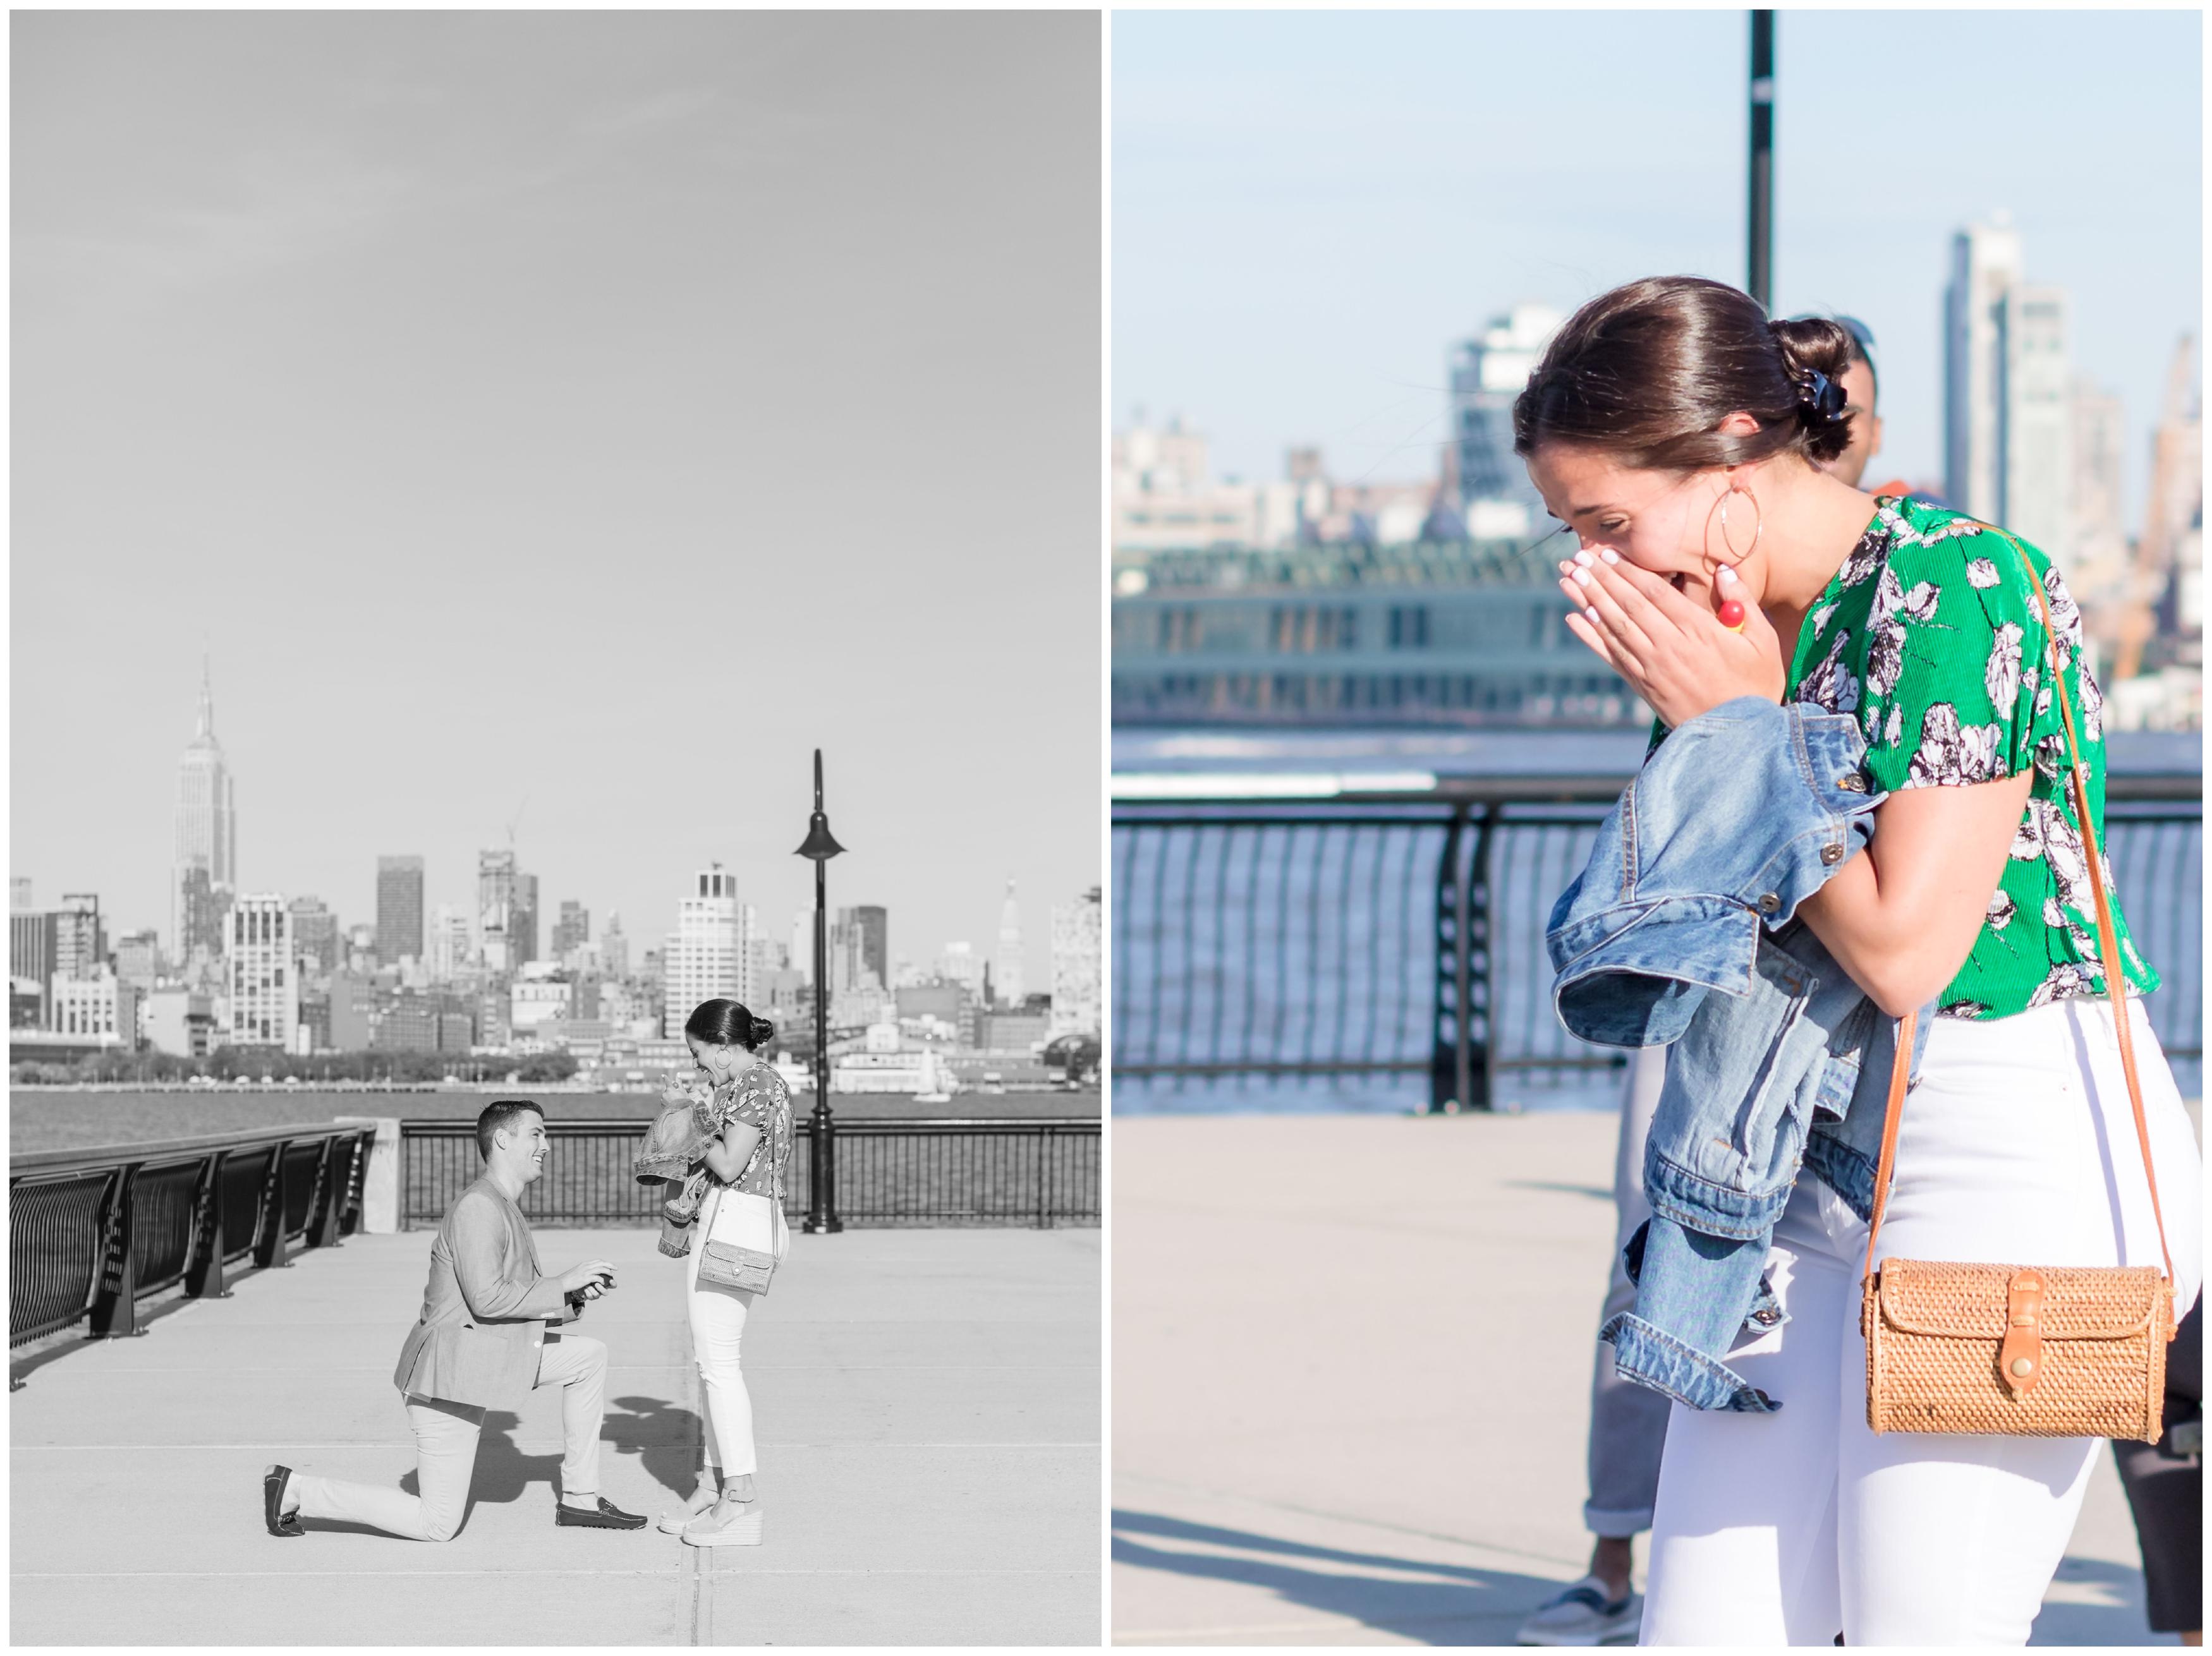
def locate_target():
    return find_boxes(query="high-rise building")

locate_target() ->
[375,855,425,964]
[853,905,888,991]
[600,912,629,981]
[114,929,162,990]
[224,895,299,1049]
[938,940,983,998]
[994,879,1025,1007]
[1943,217,2074,565]
[513,873,540,968]
[427,905,472,983]
[288,896,340,974]
[11,910,58,1025]
[173,664,238,960]
[830,908,873,995]
[2070,376,2132,607]
[551,900,590,960]
[1050,886,1103,1038]
[55,894,104,984]
[792,910,813,986]
[1449,304,1564,541]
[176,866,231,968]
[664,865,745,1037]
[477,850,517,973]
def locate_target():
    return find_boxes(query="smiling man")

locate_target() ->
[260,1099,647,1540]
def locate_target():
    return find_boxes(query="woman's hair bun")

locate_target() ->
[1768,316,1857,462]
[748,1013,776,1049]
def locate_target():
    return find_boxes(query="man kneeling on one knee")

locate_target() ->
[262,1099,648,1538]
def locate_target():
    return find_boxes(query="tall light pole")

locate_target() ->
[794,748,846,1235]
[1748,9,1775,310]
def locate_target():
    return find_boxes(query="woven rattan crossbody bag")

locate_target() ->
[1859,523,2176,1444]
[696,1091,787,1296]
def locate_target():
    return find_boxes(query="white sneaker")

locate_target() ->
[1516,1575,1641,1646]
[681,1494,765,1547]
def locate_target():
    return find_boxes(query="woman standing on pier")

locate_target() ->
[659,997,795,1547]
[1515,275,2202,1644]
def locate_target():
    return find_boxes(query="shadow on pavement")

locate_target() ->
[1111,1509,1562,1643]
[2030,1553,2158,1648]
[605,1394,704,1497]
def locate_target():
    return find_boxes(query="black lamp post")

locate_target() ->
[1747,9,1775,310]
[794,748,846,1235]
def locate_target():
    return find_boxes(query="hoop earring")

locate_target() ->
[1702,480,1763,569]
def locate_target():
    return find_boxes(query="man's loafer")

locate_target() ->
[556,1496,648,1530]
[263,1465,305,1538]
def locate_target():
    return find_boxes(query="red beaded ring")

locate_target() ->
[1718,598,1748,632]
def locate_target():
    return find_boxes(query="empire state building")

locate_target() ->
[174,666,237,960]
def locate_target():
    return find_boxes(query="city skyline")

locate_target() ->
[15,666,1068,984]
[1114,10,2200,532]
[13,12,1102,985]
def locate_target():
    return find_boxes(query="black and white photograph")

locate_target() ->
[11,11,1101,1645]
[1108,9,2204,1647]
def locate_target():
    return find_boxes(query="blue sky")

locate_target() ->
[1114,9,2202,526]
[14,13,1101,975]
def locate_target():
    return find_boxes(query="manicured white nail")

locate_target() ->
[1584,607,1601,623]
[1717,564,1737,584]
[1572,549,1595,567]
[1600,548,1620,565]
[1571,567,1592,587]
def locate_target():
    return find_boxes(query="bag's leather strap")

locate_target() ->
[1859,523,2173,1292]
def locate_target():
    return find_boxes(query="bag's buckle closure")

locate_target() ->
[2001,1271,2045,1399]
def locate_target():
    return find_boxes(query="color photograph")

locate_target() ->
[1110,9,2203,1646]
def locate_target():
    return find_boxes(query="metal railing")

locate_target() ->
[401,1116,1101,1230]
[1113,774,2204,1111]
[9,1123,372,1351]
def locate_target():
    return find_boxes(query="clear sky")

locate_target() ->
[13,12,1102,981]
[1114,9,2202,526]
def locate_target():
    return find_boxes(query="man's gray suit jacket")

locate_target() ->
[392,1175,580,1411]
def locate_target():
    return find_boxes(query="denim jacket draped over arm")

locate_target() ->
[1544,697,1934,1412]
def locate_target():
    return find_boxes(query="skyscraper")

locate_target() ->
[477,850,517,973]
[1943,217,2074,565]
[664,864,744,1037]
[375,855,425,964]
[1050,886,1103,1038]
[513,873,540,968]
[428,904,473,983]
[173,664,237,959]
[853,905,889,991]
[551,900,590,960]
[1449,303,1564,540]
[226,895,298,1049]
[994,879,1025,1007]
[55,894,104,984]
[288,895,341,974]
[600,911,629,981]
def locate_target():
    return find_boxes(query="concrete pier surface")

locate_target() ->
[1112,1111,2174,1647]
[12,1225,1100,1646]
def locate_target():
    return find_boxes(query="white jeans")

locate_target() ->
[1643,994,2203,1646]
[686,1187,788,1481]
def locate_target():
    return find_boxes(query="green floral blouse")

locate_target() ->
[1780,496,2156,1019]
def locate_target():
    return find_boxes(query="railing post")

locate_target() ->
[254,1142,291,1269]
[806,1109,842,1235]
[1466,806,1495,1112]
[309,1138,343,1250]
[1036,1124,1054,1230]
[186,1151,231,1300]
[88,1166,143,1338]
[1432,806,1469,1112]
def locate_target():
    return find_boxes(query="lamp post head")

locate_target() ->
[794,747,846,861]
